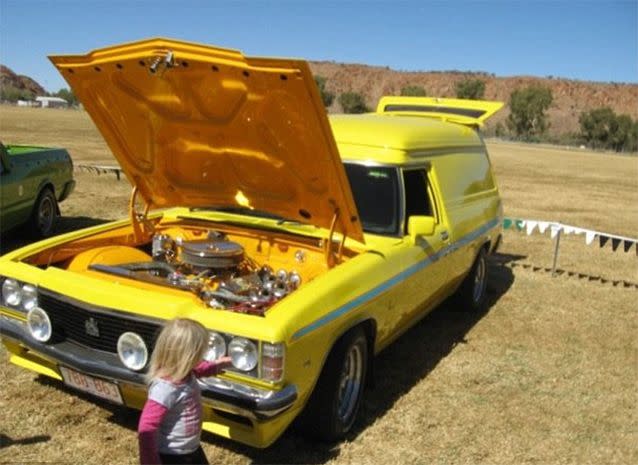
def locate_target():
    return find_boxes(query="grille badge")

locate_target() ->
[85,317,100,337]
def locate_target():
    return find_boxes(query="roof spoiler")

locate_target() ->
[376,97,504,128]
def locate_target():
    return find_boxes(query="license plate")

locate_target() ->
[59,366,123,405]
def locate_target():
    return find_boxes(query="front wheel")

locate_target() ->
[300,328,368,441]
[29,188,59,237]
[455,248,488,311]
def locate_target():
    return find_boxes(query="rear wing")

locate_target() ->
[376,96,504,128]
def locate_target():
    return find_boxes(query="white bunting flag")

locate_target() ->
[538,222,550,234]
[504,218,638,255]
[550,224,562,239]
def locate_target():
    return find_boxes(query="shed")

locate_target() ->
[35,96,69,108]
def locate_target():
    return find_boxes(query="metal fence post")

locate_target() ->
[551,227,562,277]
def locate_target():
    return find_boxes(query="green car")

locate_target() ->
[0,143,75,238]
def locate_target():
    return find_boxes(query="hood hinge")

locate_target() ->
[129,186,155,242]
[324,208,347,269]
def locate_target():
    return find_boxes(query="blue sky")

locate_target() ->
[1,0,636,92]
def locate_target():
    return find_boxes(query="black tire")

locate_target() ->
[29,188,59,238]
[455,248,488,311]
[300,327,368,441]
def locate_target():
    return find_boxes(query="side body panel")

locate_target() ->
[427,145,502,291]
[0,147,74,233]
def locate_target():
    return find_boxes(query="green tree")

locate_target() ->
[627,120,638,152]
[400,85,426,96]
[55,88,78,106]
[579,107,615,149]
[314,75,334,107]
[506,85,553,140]
[339,92,369,114]
[0,84,33,102]
[610,114,636,152]
[579,107,638,152]
[455,78,486,100]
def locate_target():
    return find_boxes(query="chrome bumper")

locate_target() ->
[0,316,297,419]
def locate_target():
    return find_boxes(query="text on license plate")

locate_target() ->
[59,366,123,405]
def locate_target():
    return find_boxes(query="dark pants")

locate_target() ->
[160,446,209,465]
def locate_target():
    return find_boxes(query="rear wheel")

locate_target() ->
[30,188,58,237]
[300,328,368,441]
[455,248,488,311]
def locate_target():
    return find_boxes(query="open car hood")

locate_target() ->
[50,38,363,242]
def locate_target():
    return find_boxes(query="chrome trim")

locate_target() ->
[199,377,298,420]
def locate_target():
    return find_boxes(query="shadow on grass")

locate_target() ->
[0,216,110,255]
[490,251,527,266]
[211,258,516,464]
[34,258,514,464]
[345,256,515,441]
[0,433,51,448]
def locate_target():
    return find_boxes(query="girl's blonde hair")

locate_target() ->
[146,318,209,383]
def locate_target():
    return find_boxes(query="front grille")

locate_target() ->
[39,290,161,353]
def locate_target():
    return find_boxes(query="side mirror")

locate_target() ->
[408,216,435,240]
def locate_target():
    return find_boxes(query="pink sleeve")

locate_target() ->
[138,399,168,465]
[192,360,224,378]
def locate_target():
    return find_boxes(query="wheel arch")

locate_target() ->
[34,181,60,213]
[295,317,376,439]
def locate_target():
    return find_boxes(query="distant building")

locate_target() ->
[35,96,68,108]
[17,100,35,107]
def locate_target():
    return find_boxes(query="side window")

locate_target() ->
[402,168,436,234]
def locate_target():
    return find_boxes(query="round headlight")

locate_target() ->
[229,337,258,371]
[21,285,38,312]
[2,279,22,307]
[117,332,148,371]
[27,307,52,342]
[204,332,227,361]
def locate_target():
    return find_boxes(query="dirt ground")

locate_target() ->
[0,106,636,464]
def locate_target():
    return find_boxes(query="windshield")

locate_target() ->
[344,163,400,236]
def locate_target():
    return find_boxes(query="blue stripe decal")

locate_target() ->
[290,218,499,342]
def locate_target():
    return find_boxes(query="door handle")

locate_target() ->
[441,230,449,241]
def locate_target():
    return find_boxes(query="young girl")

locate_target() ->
[138,318,232,465]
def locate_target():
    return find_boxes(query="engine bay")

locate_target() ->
[19,217,351,317]
[88,230,305,315]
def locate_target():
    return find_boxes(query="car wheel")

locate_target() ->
[30,188,59,238]
[300,328,368,441]
[455,248,488,311]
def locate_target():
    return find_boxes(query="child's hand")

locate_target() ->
[217,356,233,368]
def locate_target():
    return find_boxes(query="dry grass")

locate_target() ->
[0,105,636,464]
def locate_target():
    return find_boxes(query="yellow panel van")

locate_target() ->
[0,39,503,447]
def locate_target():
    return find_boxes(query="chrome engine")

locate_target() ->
[90,231,301,316]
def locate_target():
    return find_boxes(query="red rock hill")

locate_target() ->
[309,61,638,135]
[0,65,46,97]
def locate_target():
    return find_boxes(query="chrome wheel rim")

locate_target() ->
[337,343,364,424]
[38,195,55,234]
[472,255,487,304]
